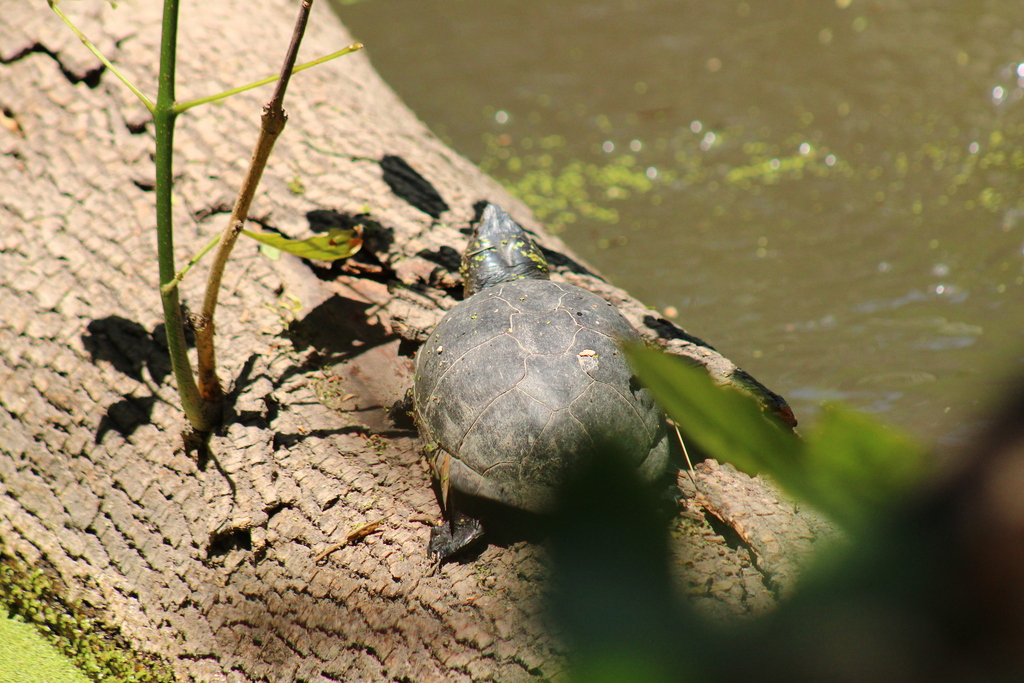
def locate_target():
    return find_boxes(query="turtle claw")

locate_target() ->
[428,514,485,563]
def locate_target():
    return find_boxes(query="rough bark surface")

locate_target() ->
[0,1,832,681]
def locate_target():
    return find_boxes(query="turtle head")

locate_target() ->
[461,203,550,296]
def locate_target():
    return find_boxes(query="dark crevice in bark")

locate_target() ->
[1,43,104,88]
[206,527,252,559]
[272,427,369,450]
[0,105,22,139]
[262,391,280,425]
[702,510,780,599]
[192,202,235,223]
[125,117,149,135]
[245,213,277,232]
[264,502,290,521]
[702,510,749,555]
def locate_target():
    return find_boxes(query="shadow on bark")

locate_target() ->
[379,154,450,219]
[287,294,397,361]
[94,395,160,444]
[83,315,178,386]
[286,293,412,434]
[82,316,184,442]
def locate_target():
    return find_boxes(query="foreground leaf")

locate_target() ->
[626,346,803,470]
[802,404,929,527]
[627,346,928,531]
[241,226,362,261]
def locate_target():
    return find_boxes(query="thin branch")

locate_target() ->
[173,44,363,114]
[48,1,155,112]
[313,520,385,564]
[160,232,222,296]
[193,0,318,402]
[674,423,699,490]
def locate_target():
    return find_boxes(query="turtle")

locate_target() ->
[413,203,670,561]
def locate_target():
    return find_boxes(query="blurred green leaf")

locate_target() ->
[627,346,928,531]
[570,651,674,683]
[241,226,362,261]
[802,404,929,527]
[626,345,803,471]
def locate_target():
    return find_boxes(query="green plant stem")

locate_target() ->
[173,43,362,114]
[154,0,216,432]
[194,0,317,402]
[48,1,155,112]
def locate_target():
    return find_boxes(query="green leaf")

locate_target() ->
[258,244,282,261]
[569,650,674,683]
[626,345,802,470]
[626,346,928,531]
[802,404,928,527]
[241,226,362,261]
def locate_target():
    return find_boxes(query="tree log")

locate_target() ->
[0,1,831,680]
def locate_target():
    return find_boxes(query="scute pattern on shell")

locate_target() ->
[414,278,669,512]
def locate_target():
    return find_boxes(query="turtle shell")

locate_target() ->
[413,278,669,513]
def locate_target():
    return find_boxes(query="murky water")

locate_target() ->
[332,0,1024,450]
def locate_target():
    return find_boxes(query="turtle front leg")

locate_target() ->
[428,506,484,563]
